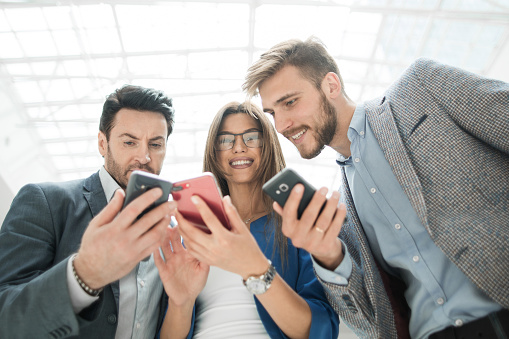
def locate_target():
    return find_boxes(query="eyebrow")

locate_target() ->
[263,91,301,112]
[217,128,261,135]
[119,133,165,141]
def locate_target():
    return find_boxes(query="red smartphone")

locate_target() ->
[171,172,230,233]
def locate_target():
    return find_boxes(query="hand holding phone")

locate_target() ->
[123,170,173,219]
[262,168,317,219]
[171,172,230,233]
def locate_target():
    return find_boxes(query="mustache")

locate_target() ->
[125,163,155,175]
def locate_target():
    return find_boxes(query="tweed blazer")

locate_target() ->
[0,172,167,339]
[317,58,509,338]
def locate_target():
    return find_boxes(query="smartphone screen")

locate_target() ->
[262,168,316,218]
[171,172,230,233]
[123,170,173,219]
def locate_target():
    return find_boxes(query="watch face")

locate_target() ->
[246,279,267,295]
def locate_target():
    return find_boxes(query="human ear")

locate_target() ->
[98,131,107,157]
[322,72,342,99]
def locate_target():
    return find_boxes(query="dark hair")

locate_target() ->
[100,85,175,140]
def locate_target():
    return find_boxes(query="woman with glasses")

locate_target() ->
[155,102,339,339]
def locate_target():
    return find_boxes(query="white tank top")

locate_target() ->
[193,266,270,338]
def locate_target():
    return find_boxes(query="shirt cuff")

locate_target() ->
[312,240,352,285]
[67,254,99,314]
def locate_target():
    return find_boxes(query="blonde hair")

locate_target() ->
[203,101,289,268]
[243,36,348,100]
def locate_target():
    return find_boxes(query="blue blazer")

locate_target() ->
[183,215,339,338]
[0,172,167,338]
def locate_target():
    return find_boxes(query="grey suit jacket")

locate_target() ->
[318,58,509,338]
[0,172,167,338]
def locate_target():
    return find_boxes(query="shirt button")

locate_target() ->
[359,131,365,136]
[370,188,376,194]
[437,298,444,305]
[395,224,401,230]
[136,322,141,329]
[354,157,360,163]
[139,280,145,287]
[455,319,463,327]
[412,256,420,262]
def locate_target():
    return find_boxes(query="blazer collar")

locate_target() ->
[83,171,108,218]
[364,97,430,232]
[82,170,120,308]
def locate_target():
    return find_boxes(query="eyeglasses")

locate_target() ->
[215,131,263,151]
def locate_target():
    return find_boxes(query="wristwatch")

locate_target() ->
[243,260,276,295]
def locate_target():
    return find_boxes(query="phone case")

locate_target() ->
[262,168,316,218]
[123,170,173,218]
[171,172,230,233]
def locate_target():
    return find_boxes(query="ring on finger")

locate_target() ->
[315,227,324,233]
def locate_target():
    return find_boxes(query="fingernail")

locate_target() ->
[319,187,328,196]
[224,195,232,204]
[191,195,199,204]
[332,191,340,199]
[294,185,304,193]
[113,189,121,200]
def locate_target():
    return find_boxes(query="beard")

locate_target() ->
[105,146,157,189]
[299,92,338,159]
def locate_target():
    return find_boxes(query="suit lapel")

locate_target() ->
[364,98,430,232]
[82,171,121,310]
[83,172,108,218]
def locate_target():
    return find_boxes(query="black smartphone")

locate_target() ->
[262,168,317,218]
[123,170,173,219]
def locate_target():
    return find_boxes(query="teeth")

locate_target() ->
[291,128,306,140]
[231,160,253,166]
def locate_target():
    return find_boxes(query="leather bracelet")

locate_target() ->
[71,254,103,297]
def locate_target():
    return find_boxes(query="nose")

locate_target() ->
[135,144,151,164]
[274,110,292,134]
[232,134,247,153]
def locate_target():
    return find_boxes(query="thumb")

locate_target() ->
[91,189,125,228]
[222,195,246,234]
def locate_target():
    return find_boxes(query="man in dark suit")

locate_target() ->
[0,85,176,338]
[243,37,509,338]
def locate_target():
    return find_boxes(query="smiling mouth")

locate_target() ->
[230,160,253,166]
[291,128,307,140]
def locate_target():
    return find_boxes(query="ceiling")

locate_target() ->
[1,0,508,195]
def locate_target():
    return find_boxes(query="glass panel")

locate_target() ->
[0,32,23,58]
[17,31,57,57]
[43,7,74,30]
[6,8,47,31]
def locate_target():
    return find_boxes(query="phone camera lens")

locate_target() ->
[279,183,289,192]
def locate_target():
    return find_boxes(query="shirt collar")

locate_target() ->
[99,166,121,202]
[336,105,367,167]
[347,104,367,141]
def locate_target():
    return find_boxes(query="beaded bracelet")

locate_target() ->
[71,254,103,297]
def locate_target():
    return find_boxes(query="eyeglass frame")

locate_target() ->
[215,130,264,151]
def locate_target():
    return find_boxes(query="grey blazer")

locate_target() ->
[318,58,509,338]
[0,172,167,338]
